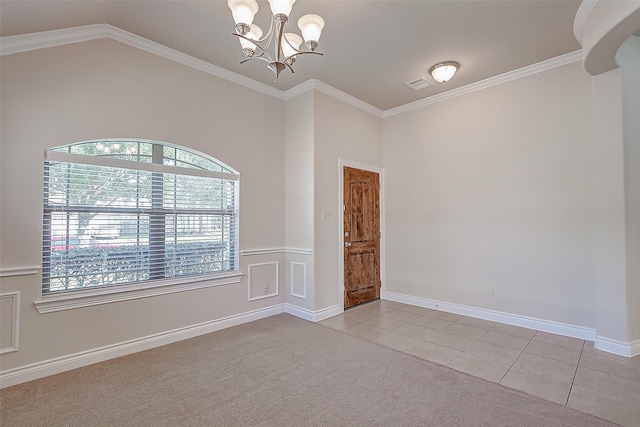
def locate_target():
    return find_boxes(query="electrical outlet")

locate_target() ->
[263,284,269,294]
[487,285,494,296]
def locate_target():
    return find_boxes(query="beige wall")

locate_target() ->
[313,91,383,310]
[382,61,598,328]
[0,39,286,370]
[578,2,639,351]
[618,36,640,343]
[284,91,315,311]
[592,66,628,343]
[283,90,383,313]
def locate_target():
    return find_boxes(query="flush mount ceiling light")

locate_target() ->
[429,61,460,83]
[228,0,324,80]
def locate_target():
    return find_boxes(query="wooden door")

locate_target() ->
[343,167,380,308]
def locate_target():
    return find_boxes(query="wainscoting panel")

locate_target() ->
[0,292,20,354]
[290,262,306,299]
[248,262,279,301]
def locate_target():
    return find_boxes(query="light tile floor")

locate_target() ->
[320,300,640,426]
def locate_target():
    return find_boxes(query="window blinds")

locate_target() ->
[43,148,238,293]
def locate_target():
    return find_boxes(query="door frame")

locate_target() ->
[337,158,385,311]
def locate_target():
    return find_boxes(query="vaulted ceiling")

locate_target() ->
[0,0,583,111]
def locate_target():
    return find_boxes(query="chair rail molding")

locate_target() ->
[240,248,312,256]
[0,266,41,277]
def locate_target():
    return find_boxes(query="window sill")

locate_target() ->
[34,272,244,314]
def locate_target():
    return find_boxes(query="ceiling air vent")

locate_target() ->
[405,78,432,91]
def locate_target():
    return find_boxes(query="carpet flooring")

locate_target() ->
[0,314,619,426]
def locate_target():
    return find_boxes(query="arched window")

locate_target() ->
[42,139,239,295]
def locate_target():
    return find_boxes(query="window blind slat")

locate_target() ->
[43,140,239,294]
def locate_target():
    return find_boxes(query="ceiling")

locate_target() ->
[0,0,584,111]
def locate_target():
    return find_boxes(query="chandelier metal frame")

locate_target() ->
[232,14,322,79]
[228,0,325,80]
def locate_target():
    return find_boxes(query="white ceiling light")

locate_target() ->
[227,0,324,80]
[429,61,460,83]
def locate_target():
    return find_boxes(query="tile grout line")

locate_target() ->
[496,322,528,384]
[329,302,639,425]
[502,333,526,382]
[579,352,640,379]
[583,345,640,366]
[564,341,586,406]
[571,350,640,405]
[569,374,640,406]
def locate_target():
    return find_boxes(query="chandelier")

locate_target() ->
[227,0,325,80]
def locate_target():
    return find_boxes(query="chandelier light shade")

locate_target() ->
[239,24,263,55]
[429,61,460,83]
[297,14,324,51]
[228,0,259,33]
[282,33,303,62]
[268,0,296,17]
[227,0,324,80]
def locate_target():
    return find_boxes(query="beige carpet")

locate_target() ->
[0,314,618,426]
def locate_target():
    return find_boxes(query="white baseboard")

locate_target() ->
[3,291,632,389]
[285,303,342,322]
[383,291,597,341]
[0,304,286,389]
[0,302,345,389]
[384,292,640,357]
[595,337,640,358]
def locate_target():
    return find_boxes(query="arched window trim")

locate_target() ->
[50,138,239,176]
[45,150,239,181]
[36,139,242,313]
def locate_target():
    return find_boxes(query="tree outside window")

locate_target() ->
[43,140,239,293]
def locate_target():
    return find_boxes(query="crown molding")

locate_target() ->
[284,79,383,118]
[0,24,107,56]
[283,79,317,100]
[103,25,283,99]
[2,24,582,119]
[0,24,284,100]
[383,50,583,118]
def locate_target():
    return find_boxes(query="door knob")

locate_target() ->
[345,242,352,247]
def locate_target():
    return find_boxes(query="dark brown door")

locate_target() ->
[344,167,381,308]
